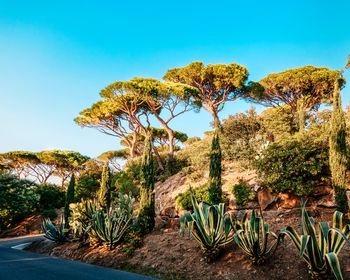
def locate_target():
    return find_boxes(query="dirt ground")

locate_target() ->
[26,208,350,280]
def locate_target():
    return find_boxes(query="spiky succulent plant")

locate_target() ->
[88,193,134,249]
[42,215,67,243]
[281,202,350,280]
[233,208,281,264]
[180,190,234,262]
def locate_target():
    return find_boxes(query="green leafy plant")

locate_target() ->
[255,136,329,196]
[175,184,210,210]
[233,208,280,264]
[281,202,350,280]
[232,179,255,206]
[180,191,234,262]
[42,215,67,243]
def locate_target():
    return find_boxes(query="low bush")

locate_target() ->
[112,171,139,198]
[231,179,255,206]
[36,183,65,211]
[0,173,39,230]
[255,136,329,196]
[126,155,187,183]
[175,184,210,210]
[75,174,101,200]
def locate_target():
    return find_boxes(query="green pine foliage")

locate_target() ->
[137,134,156,234]
[98,163,112,210]
[329,79,348,214]
[64,174,75,227]
[208,132,222,205]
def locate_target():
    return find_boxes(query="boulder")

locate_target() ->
[277,193,301,209]
[312,185,332,197]
[257,188,275,210]
[317,193,336,208]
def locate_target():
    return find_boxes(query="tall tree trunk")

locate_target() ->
[329,79,348,214]
[297,98,305,132]
[152,143,165,171]
[211,109,222,132]
[130,132,138,158]
[153,115,175,159]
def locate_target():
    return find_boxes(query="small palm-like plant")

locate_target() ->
[281,202,350,280]
[42,215,67,243]
[233,208,281,264]
[180,191,234,262]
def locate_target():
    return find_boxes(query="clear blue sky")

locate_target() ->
[0,0,349,158]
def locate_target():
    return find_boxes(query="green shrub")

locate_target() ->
[232,179,255,206]
[112,171,139,198]
[255,136,329,196]
[36,183,65,211]
[126,154,187,183]
[176,184,210,210]
[0,173,39,230]
[75,174,100,200]
[41,208,58,220]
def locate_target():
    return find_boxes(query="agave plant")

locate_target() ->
[233,208,281,264]
[281,202,350,280]
[180,191,234,262]
[88,193,134,249]
[42,215,67,243]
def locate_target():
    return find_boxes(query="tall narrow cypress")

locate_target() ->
[98,162,111,210]
[208,132,222,205]
[138,134,155,234]
[329,79,348,214]
[64,174,75,227]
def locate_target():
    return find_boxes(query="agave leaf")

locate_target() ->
[325,252,343,280]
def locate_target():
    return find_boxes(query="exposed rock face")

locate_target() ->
[276,193,301,209]
[155,164,258,217]
[257,188,276,210]
[312,185,333,197]
[155,172,188,217]
[317,193,336,208]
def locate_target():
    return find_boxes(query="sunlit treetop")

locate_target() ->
[245,66,345,111]
[163,61,249,127]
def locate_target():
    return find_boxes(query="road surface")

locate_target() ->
[0,236,155,280]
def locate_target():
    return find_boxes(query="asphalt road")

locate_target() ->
[0,237,155,280]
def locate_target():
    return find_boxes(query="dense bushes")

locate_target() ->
[126,154,187,183]
[0,173,39,229]
[231,179,255,206]
[176,184,210,210]
[112,171,139,197]
[255,136,329,196]
[36,183,65,219]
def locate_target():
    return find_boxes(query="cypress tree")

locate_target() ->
[137,134,156,234]
[64,174,75,227]
[98,162,111,210]
[208,132,222,205]
[329,79,348,214]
